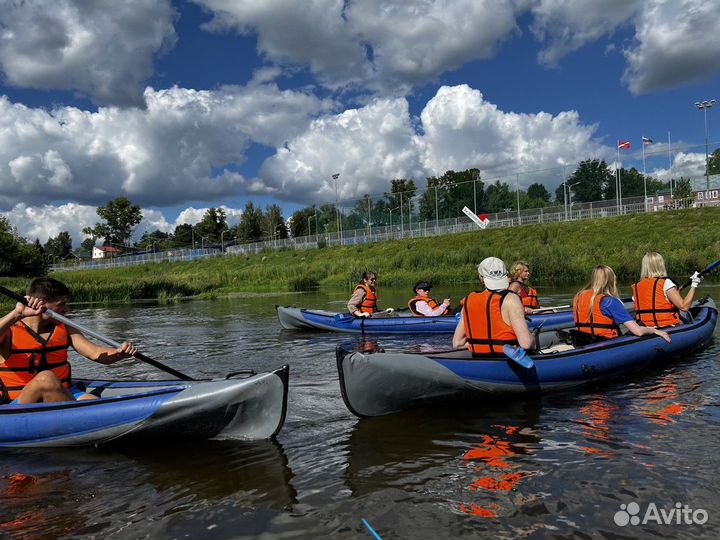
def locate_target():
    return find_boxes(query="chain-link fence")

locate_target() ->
[52,191,714,272]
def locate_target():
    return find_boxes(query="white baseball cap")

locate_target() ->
[478,257,509,290]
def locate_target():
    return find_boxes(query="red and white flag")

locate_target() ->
[617,140,631,149]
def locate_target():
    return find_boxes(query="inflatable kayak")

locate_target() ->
[337,298,717,417]
[0,365,289,448]
[277,305,574,334]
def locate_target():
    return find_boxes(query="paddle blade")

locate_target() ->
[503,345,534,369]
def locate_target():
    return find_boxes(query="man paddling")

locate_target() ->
[453,257,535,355]
[0,277,137,405]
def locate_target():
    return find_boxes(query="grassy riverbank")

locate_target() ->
[1,207,718,304]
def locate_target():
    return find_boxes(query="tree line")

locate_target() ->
[1,151,715,277]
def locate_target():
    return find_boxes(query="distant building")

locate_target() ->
[647,188,720,211]
[92,246,122,259]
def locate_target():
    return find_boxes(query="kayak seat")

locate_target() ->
[539,343,575,354]
[557,329,609,347]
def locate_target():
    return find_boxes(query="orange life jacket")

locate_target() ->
[408,295,441,316]
[511,280,539,309]
[632,278,680,328]
[462,290,518,356]
[0,322,71,401]
[573,290,620,340]
[354,284,378,314]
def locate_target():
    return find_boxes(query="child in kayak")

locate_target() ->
[0,277,136,405]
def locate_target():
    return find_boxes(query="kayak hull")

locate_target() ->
[337,299,717,417]
[277,305,573,334]
[0,365,289,448]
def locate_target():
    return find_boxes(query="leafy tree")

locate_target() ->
[236,201,265,243]
[173,224,193,247]
[44,231,72,262]
[83,197,142,247]
[194,208,228,245]
[418,169,483,220]
[484,180,514,213]
[527,183,550,203]
[263,204,288,241]
[81,236,97,252]
[384,178,417,214]
[0,217,46,276]
[673,178,693,200]
[604,167,641,199]
[708,147,720,176]
[559,159,613,202]
[137,229,171,250]
[290,207,316,237]
[347,195,374,229]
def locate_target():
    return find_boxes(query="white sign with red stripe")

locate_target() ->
[462,206,490,229]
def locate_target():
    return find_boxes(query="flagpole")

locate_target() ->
[668,131,673,197]
[642,136,647,210]
[616,143,621,215]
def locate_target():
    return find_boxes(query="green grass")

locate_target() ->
[1,207,717,304]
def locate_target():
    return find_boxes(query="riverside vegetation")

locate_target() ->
[0,207,717,305]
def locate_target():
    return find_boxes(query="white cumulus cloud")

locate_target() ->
[0,84,333,210]
[261,84,609,205]
[0,0,178,107]
[193,0,522,94]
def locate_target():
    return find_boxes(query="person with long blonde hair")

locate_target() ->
[573,265,670,344]
[632,252,702,328]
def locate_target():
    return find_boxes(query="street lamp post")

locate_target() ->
[388,206,399,235]
[332,173,341,244]
[366,194,372,239]
[221,229,230,252]
[515,174,521,222]
[399,194,404,238]
[306,215,312,244]
[566,182,580,218]
[695,99,716,190]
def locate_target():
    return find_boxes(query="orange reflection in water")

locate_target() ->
[1,471,83,540]
[639,378,686,425]
[459,426,537,518]
[578,398,619,458]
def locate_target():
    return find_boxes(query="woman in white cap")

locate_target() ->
[452,257,535,355]
[407,281,451,317]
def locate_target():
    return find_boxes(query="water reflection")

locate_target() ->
[342,401,542,501]
[0,441,296,540]
[8,288,715,539]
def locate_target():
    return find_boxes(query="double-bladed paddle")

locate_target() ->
[0,285,194,381]
[678,258,720,291]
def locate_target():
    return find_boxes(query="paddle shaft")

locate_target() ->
[0,285,194,381]
[678,258,720,291]
[531,304,570,314]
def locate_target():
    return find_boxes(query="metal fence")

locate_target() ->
[51,193,711,272]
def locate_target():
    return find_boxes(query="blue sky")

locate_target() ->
[1,0,719,245]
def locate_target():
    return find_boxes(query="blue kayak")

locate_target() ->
[0,366,289,448]
[277,305,574,334]
[336,298,717,417]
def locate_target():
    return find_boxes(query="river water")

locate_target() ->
[1,285,718,540]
